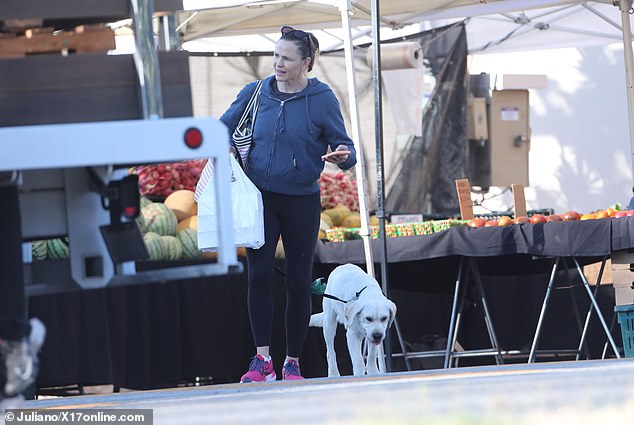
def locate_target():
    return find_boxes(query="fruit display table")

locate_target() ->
[27,219,631,391]
[315,217,634,366]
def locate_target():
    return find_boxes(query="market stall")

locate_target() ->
[28,217,631,391]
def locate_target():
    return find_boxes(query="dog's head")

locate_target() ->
[344,297,397,346]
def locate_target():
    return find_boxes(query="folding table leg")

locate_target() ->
[572,258,621,359]
[444,257,465,368]
[469,258,504,365]
[576,256,606,360]
[529,257,560,363]
[392,317,412,371]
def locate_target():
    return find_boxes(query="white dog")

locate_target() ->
[309,263,397,377]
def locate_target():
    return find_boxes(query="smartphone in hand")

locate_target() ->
[321,150,351,161]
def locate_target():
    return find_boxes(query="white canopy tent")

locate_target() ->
[175,0,634,182]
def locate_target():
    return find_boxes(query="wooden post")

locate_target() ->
[455,178,474,220]
[512,184,527,218]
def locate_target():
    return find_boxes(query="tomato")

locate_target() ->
[562,211,581,221]
[468,217,485,228]
[546,214,562,222]
[529,214,547,224]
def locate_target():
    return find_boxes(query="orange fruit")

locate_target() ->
[595,210,609,219]
[580,213,595,220]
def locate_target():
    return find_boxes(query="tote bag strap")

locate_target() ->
[234,80,263,133]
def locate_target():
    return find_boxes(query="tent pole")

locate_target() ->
[619,0,634,186]
[370,0,392,373]
[338,0,375,277]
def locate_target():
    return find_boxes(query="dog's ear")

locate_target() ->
[387,300,397,328]
[343,301,363,329]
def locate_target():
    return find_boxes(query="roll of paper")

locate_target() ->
[367,41,423,70]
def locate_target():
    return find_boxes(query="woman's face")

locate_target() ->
[273,39,309,84]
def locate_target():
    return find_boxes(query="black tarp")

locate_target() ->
[385,23,468,216]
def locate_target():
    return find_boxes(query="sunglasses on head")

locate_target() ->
[280,25,313,54]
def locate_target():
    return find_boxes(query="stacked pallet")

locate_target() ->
[0,21,115,57]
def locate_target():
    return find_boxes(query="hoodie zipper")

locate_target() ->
[266,96,299,179]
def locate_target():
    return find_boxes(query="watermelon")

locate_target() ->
[177,228,201,259]
[143,232,165,260]
[142,202,177,236]
[136,213,147,233]
[161,235,183,260]
[31,240,48,261]
[140,195,153,209]
[47,237,69,260]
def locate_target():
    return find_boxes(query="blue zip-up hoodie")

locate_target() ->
[220,75,357,196]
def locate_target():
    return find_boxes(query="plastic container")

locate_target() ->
[615,304,634,358]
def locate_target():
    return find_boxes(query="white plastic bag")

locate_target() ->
[197,155,265,250]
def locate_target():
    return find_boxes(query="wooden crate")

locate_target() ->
[583,259,613,285]
[0,51,193,126]
[0,25,115,58]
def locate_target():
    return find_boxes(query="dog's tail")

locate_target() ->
[309,312,324,327]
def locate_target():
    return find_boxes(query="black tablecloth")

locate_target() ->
[29,218,634,390]
[316,217,634,264]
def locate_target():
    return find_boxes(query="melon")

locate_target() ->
[322,205,351,226]
[142,202,177,236]
[177,228,201,259]
[164,190,197,221]
[135,213,147,233]
[47,237,69,260]
[341,212,361,228]
[320,213,333,230]
[31,240,48,261]
[161,235,183,261]
[177,215,198,232]
[201,250,217,260]
[143,232,165,260]
[140,195,153,209]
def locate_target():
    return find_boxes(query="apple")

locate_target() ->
[627,210,634,217]
[484,220,498,227]
[614,211,628,218]
[580,213,595,220]
[546,214,562,222]
[514,216,530,224]
[468,217,486,228]
[529,214,547,224]
[562,211,581,221]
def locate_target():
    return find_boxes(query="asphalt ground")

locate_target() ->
[11,359,634,424]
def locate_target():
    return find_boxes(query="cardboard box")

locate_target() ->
[615,285,634,306]
[490,89,530,187]
[611,249,634,269]
[612,269,634,287]
[584,259,612,285]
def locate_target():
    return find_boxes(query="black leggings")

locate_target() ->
[245,189,320,358]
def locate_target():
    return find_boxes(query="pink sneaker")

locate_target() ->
[282,359,304,381]
[240,354,276,383]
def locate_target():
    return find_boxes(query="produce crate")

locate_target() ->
[615,304,634,358]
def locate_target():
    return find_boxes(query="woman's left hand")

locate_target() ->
[321,145,351,164]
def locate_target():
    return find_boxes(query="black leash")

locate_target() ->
[275,266,367,303]
[323,286,368,304]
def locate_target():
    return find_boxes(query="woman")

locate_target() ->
[220,26,357,382]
